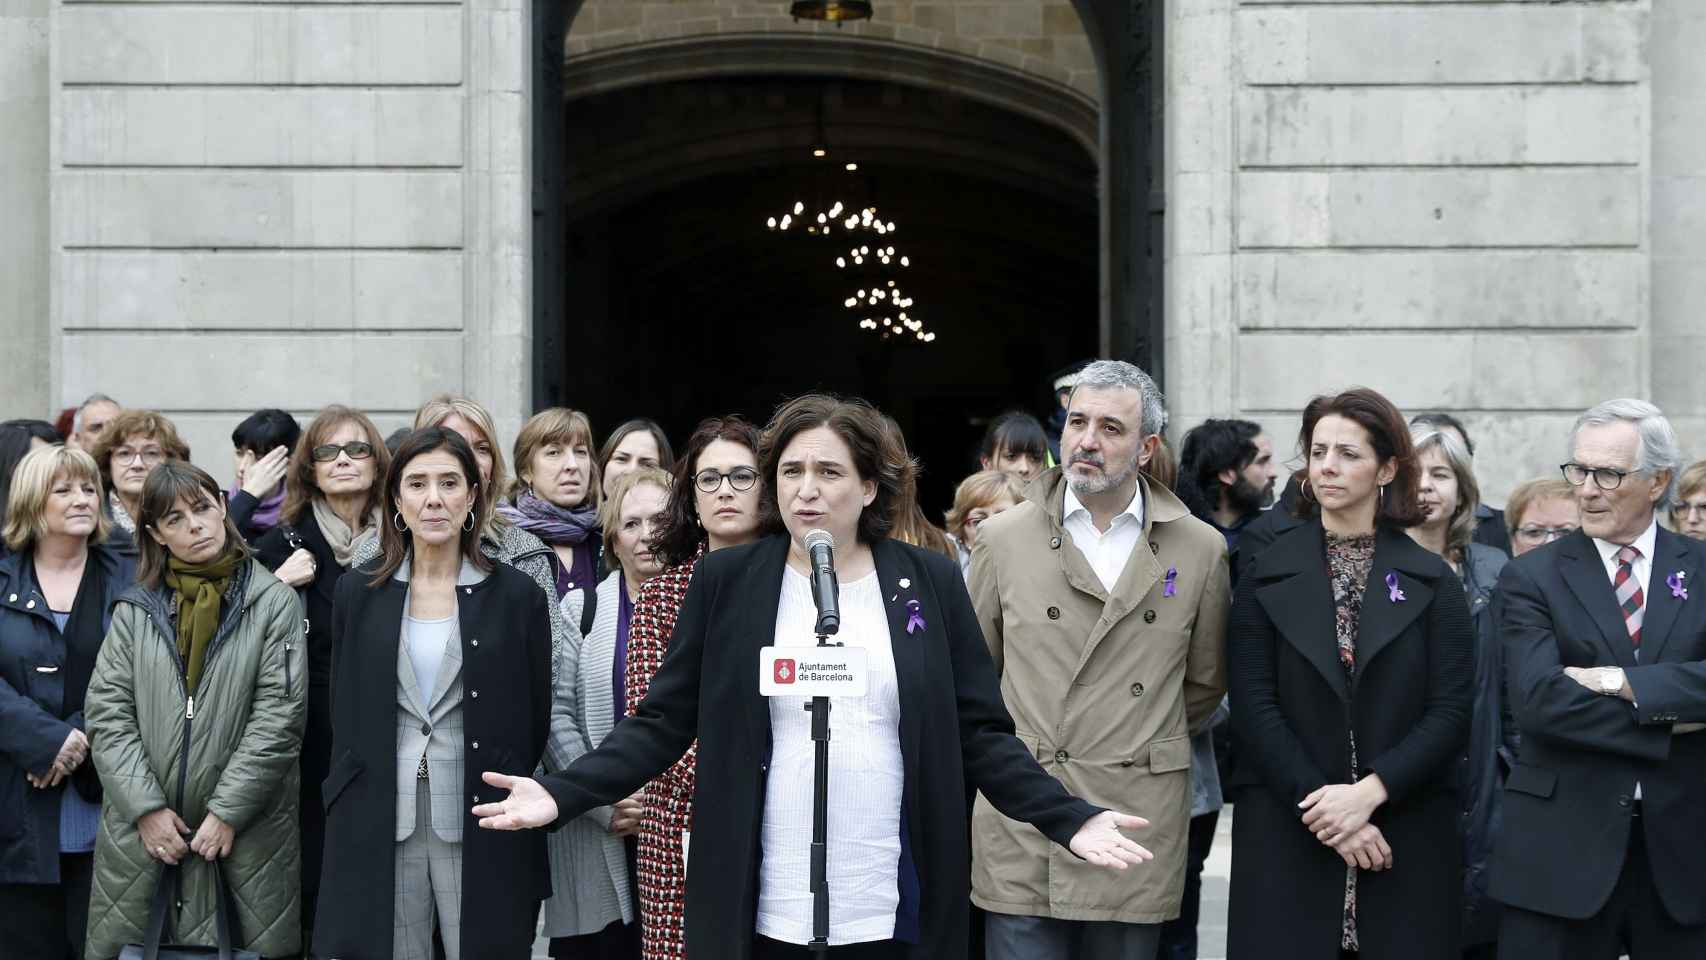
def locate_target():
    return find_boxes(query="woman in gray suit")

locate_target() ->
[542,467,673,958]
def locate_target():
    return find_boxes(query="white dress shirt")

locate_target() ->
[758,567,903,945]
[1062,481,1146,592]
[1590,517,1658,798]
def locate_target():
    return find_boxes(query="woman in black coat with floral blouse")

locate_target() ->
[1226,388,1473,960]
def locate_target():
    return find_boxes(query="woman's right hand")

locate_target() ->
[138,808,192,865]
[274,548,317,588]
[241,445,291,500]
[472,772,559,830]
[1332,823,1392,872]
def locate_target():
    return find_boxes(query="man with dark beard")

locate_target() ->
[1177,419,1279,560]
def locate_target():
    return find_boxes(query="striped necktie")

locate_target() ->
[1614,545,1644,651]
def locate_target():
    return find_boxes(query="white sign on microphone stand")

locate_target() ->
[758,646,870,697]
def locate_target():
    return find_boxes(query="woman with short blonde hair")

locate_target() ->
[1670,460,1706,540]
[943,470,1026,578]
[0,446,133,960]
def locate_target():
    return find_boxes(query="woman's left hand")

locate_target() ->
[1068,811,1154,869]
[1299,775,1388,845]
[189,812,234,861]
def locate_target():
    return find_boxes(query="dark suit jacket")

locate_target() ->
[313,561,552,959]
[1226,520,1473,960]
[537,535,1101,960]
[1488,526,1706,924]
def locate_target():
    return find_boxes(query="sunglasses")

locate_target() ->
[311,441,375,463]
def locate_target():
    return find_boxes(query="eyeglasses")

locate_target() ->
[1515,525,1576,544]
[312,441,375,463]
[695,467,759,493]
[113,447,164,467]
[1560,462,1633,491]
[1675,500,1706,518]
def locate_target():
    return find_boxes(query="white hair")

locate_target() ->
[1569,398,1683,503]
[1069,360,1167,438]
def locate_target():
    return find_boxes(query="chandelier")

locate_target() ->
[764,164,936,344]
[790,1,874,22]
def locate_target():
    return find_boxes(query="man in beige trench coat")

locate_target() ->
[968,359,1230,960]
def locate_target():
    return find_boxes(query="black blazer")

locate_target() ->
[1488,526,1706,925]
[1226,520,1473,960]
[538,535,1100,960]
[312,560,553,960]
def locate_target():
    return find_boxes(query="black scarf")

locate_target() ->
[44,554,109,803]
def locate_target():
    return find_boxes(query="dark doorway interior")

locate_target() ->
[543,76,1097,515]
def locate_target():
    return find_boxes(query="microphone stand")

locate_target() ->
[808,624,833,954]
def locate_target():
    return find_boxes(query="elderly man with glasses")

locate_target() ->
[1488,399,1706,960]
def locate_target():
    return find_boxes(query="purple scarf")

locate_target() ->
[230,483,286,532]
[497,490,599,546]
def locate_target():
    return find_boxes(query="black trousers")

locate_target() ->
[0,851,94,960]
[1157,809,1221,960]
[1498,822,1706,960]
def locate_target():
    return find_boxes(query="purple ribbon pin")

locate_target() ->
[1668,571,1689,601]
[905,599,926,635]
[1163,566,1178,598]
[1385,571,1406,604]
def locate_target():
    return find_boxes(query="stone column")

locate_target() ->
[1,0,51,419]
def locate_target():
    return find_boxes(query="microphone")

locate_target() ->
[803,529,840,636]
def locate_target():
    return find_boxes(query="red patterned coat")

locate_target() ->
[624,545,704,959]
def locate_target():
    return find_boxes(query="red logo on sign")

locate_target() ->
[774,659,796,684]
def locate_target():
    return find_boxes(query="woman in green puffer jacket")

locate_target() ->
[84,462,306,960]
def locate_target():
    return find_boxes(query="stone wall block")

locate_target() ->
[1237,251,1643,330]
[1234,169,1640,248]
[61,89,465,167]
[1238,6,1643,85]
[59,172,465,248]
[1235,332,1642,412]
[60,6,464,84]
[60,251,464,331]
[61,332,464,411]
[1651,175,1706,258]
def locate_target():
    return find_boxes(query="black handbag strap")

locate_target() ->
[580,582,597,638]
[142,862,238,960]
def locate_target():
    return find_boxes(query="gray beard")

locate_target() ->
[1066,456,1140,497]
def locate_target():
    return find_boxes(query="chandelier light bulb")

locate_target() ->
[900,256,909,267]
[793,201,805,215]
[846,163,858,171]
[836,257,846,268]
[767,217,777,229]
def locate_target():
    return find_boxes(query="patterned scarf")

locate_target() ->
[497,490,599,547]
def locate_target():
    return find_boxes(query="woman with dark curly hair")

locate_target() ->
[621,413,763,960]
[473,394,1150,960]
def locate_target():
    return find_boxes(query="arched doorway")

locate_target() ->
[541,71,1098,510]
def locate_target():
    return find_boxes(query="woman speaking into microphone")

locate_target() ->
[473,394,1151,960]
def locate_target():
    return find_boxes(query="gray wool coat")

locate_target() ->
[540,571,634,937]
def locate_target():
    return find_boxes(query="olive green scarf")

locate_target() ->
[164,550,243,694]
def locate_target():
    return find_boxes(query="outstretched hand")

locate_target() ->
[1068,811,1154,870]
[472,772,560,831]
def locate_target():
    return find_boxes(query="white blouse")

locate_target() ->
[757,566,903,945]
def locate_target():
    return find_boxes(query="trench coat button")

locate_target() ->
[1049,537,1061,550]
[1143,610,1157,624]
[464,587,473,595]
[1047,606,1061,620]
[472,741,479,750]
[25,600,34,609]
[419,722,430,735]
[1054,749,1069,763]
[470,690,479,699]
[470,638,479,648]
[1131,682,1144,697]
[5,594,13,603]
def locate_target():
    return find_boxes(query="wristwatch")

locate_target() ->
[1599,668,1626,696]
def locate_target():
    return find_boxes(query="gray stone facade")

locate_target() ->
[1,0,1697,505]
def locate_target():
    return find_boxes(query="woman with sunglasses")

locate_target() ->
[617,415,764,959]
[253,404,390,947]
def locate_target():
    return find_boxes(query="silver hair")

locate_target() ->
[1069,360,1167,437]
[1569,398,1683,504]
[71,393,117,434]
